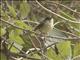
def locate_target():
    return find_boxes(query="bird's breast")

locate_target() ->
[39,23,52,34]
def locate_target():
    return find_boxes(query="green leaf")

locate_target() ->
[47,48,63,60]
[20,1,30,19]
[73,43,80,56]
[9,30,24,45]
[47,41,72,60]
[9,46,19,53]
[7,2,16,18]
[0,27,6,37]
[15,20,32,31]
[20,34,33,51]
[57,41,72,58]
[1,11,9,21]
[8,30,23,53]
[0,5,9,20]
[8,42,23,53]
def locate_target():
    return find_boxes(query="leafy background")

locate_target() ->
[0,0,80,60]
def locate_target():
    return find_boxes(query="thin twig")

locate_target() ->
[28,35,48,60]
[51,1,80,15]
[47,36,80,40]
[1,37,41,60]
[1,37,26,54]
[8,42,14,51]
[1,19,38,35]
[46,42,58,49]
[26,48,40,54]
[23,20,39,25]
[1,19,30,32]
[28,35,40,51]
[35,0,80,24]
[1,19,80,40]
[72,55,80,60]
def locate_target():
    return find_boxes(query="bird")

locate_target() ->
[34,17,54,34]
[31,17,54,48]
[33,17,54,60]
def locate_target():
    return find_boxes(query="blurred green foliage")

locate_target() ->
[0,0,80,60]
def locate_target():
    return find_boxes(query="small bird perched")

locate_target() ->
[33,17,54,60]
[34,17,54,34]
[32,17,54,48]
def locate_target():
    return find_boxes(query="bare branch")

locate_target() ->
[1,19,80,40]
[35,0,80,24]
[47,35,80,40]
[23,20,39,25]
[51,1,80,15]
